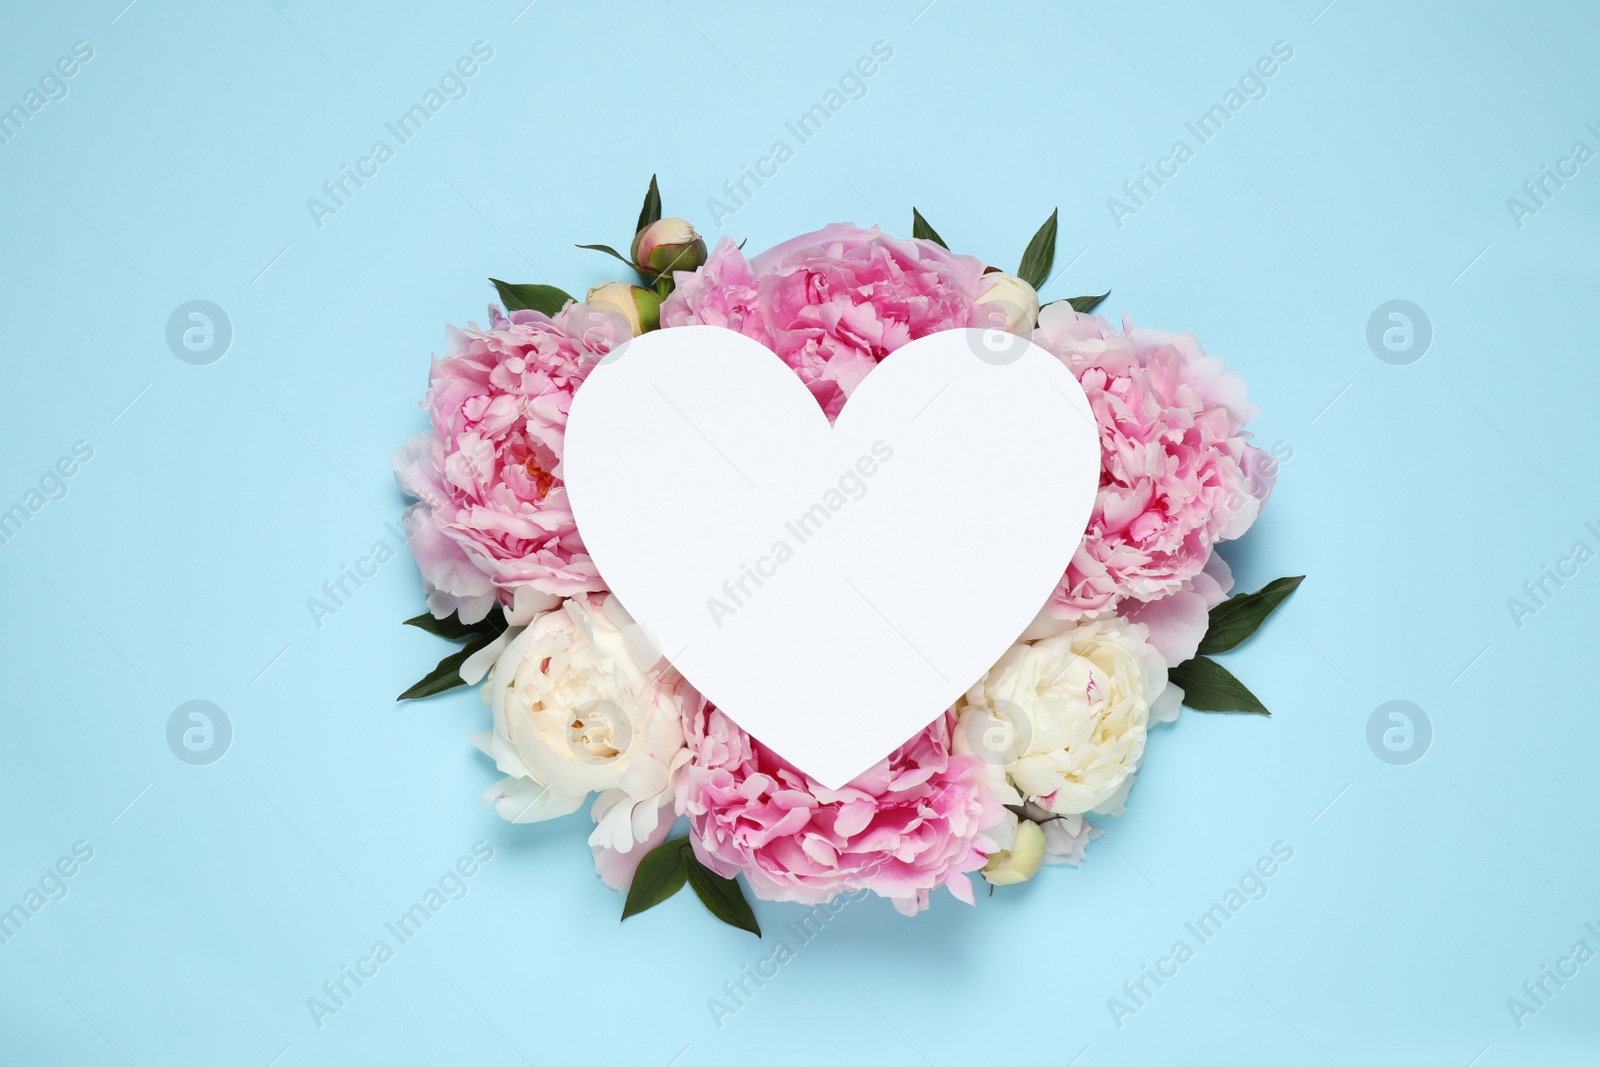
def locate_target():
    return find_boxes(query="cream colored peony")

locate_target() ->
[959,616,1176,818]
[470,594,688,861]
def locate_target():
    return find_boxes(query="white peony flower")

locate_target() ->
[470,594,689,861]
[958,617,1173,818]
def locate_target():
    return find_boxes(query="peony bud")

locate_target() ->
[585,282,661,337]
[974,271,1041,335]
[981,818,1046,886]
[631,217,707,279]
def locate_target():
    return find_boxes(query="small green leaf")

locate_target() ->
[1016,208,1058,290]
[397,645,478,701]
[1168,655,1270,715]
[575,243,634,268]
[489,279,573,317]
[684,853,761,936]
[1067,290,1110,314]
[911,207,948,249]
[1198,576,1306,655]
[621,837,690,920]
[635,174,662,235]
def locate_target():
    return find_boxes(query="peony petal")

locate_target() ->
[591,804,677,893]
[482,777,585,823]
[944,871,976,905]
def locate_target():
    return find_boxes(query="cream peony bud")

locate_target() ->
[981,819,1047,885]
[585,282,661,337]
[631,217,707,279]
[975,271,1041,335]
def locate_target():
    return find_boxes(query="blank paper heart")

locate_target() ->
[563,325,1100,789]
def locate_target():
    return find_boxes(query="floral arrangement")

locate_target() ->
[392,177,1302,933]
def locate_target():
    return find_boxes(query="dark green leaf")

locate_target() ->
[1168,655,1270,715]
[684,853,761,936]
[489,279,573,317]
[1198,576,1306,655]
[621,837,690,920]
[1068,290,1110,314]
[397,644,480,701]
[911,207,948,249]
[1016,207,1058,290]
[635,174,662,234]
[404,607,507,642]
[403,611,480,642]
[575,243,634,269]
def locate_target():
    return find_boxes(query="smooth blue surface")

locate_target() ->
[2,1,1597,1064]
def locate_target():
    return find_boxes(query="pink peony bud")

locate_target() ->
[631,217,707,279]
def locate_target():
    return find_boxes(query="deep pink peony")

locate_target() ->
[676,704,1003,915]
[392,303,629,622]
[1031,303,1274,621]
[662,223,995,421]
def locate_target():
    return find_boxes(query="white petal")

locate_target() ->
[587,789,638,852]
[461,633,511,685]
[506,586,561,627]
[483,777,585,823]
[1150,682,1182,725]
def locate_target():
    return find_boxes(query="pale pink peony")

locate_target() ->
[1031,303,1274,621]
[676,704,1003,915]
[1122,553,1235,668]
[392,303,630,622]
[662,223,995,421]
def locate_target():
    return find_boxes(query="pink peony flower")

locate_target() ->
[1031,303,1275,621]
[392,303,630,622]
[676,704,1003,915]
[662,223,995,421]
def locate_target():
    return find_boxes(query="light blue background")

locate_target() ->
[2,1,1596,1063]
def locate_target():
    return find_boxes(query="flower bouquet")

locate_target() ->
[392,176,1301,932]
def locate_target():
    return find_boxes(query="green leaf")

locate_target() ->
[1067,290,1110,314]
[403,611,480,642]
[1016,207,1058,290]
[575,243,634,268]
[911,207,948,249]
[621,837,690,920]
[1168,655,1270,715]
[397,644,480,701]
[635,174,662,235]
[489,279,574,317]
[684,853,761,936]
[404,605,507,642]
[1198,576,1306,655]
